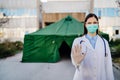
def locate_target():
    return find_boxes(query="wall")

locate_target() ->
[42,13,85,27]
[0,16,38,42]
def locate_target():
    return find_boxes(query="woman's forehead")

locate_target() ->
[86,17,98,22]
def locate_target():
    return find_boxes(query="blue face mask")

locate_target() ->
[86,24,98,33]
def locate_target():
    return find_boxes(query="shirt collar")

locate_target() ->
[86,34,98,41]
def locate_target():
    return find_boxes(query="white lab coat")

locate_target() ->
[71,35,114,80]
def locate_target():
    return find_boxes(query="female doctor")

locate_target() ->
[71,13,114,80]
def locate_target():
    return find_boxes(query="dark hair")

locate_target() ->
[83,13,99,35]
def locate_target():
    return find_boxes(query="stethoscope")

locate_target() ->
[80,37,107,57]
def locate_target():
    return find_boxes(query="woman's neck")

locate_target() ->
[87,32,97,37]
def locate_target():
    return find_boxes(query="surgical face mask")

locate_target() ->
[86,24,98,33]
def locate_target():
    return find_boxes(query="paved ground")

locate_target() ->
[113,66,120,80]
[0,52,75,80]
[0,52,120,80]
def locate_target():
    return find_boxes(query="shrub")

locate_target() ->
[14,41,23,50]
[0,44,15,58]
[0,41,23,58]
[109,39,120,47]
[115,45,120,54]
[111,44,120,57]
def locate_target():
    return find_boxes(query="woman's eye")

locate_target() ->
[93,22,98,24]
[87,22,98,24]
[87,22,92,24]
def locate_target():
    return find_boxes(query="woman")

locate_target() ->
[71,13,114,80]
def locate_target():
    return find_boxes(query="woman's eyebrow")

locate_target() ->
[86,21,98,24]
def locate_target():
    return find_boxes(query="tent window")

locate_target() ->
[59,41,71,59]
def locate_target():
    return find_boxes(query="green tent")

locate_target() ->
[22,16,84,62]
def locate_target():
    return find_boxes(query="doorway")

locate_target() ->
[59,41,71,59]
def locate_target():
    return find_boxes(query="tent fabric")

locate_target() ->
[29,16,83,36]
[22,16,84,62]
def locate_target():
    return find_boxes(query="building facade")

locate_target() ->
[0,0,92,42]
[41,0,91,27]
[94,0,120,40]
[0,0,40,42]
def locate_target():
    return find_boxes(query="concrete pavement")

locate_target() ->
[0,52,120,80]
[0,52,75,80]
[113,66,120,80]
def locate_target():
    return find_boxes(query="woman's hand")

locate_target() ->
[72,44,86,65]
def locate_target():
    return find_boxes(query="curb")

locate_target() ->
[113,63,120,70]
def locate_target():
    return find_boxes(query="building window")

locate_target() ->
[115,30,119,35]
[98,10,101,19]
